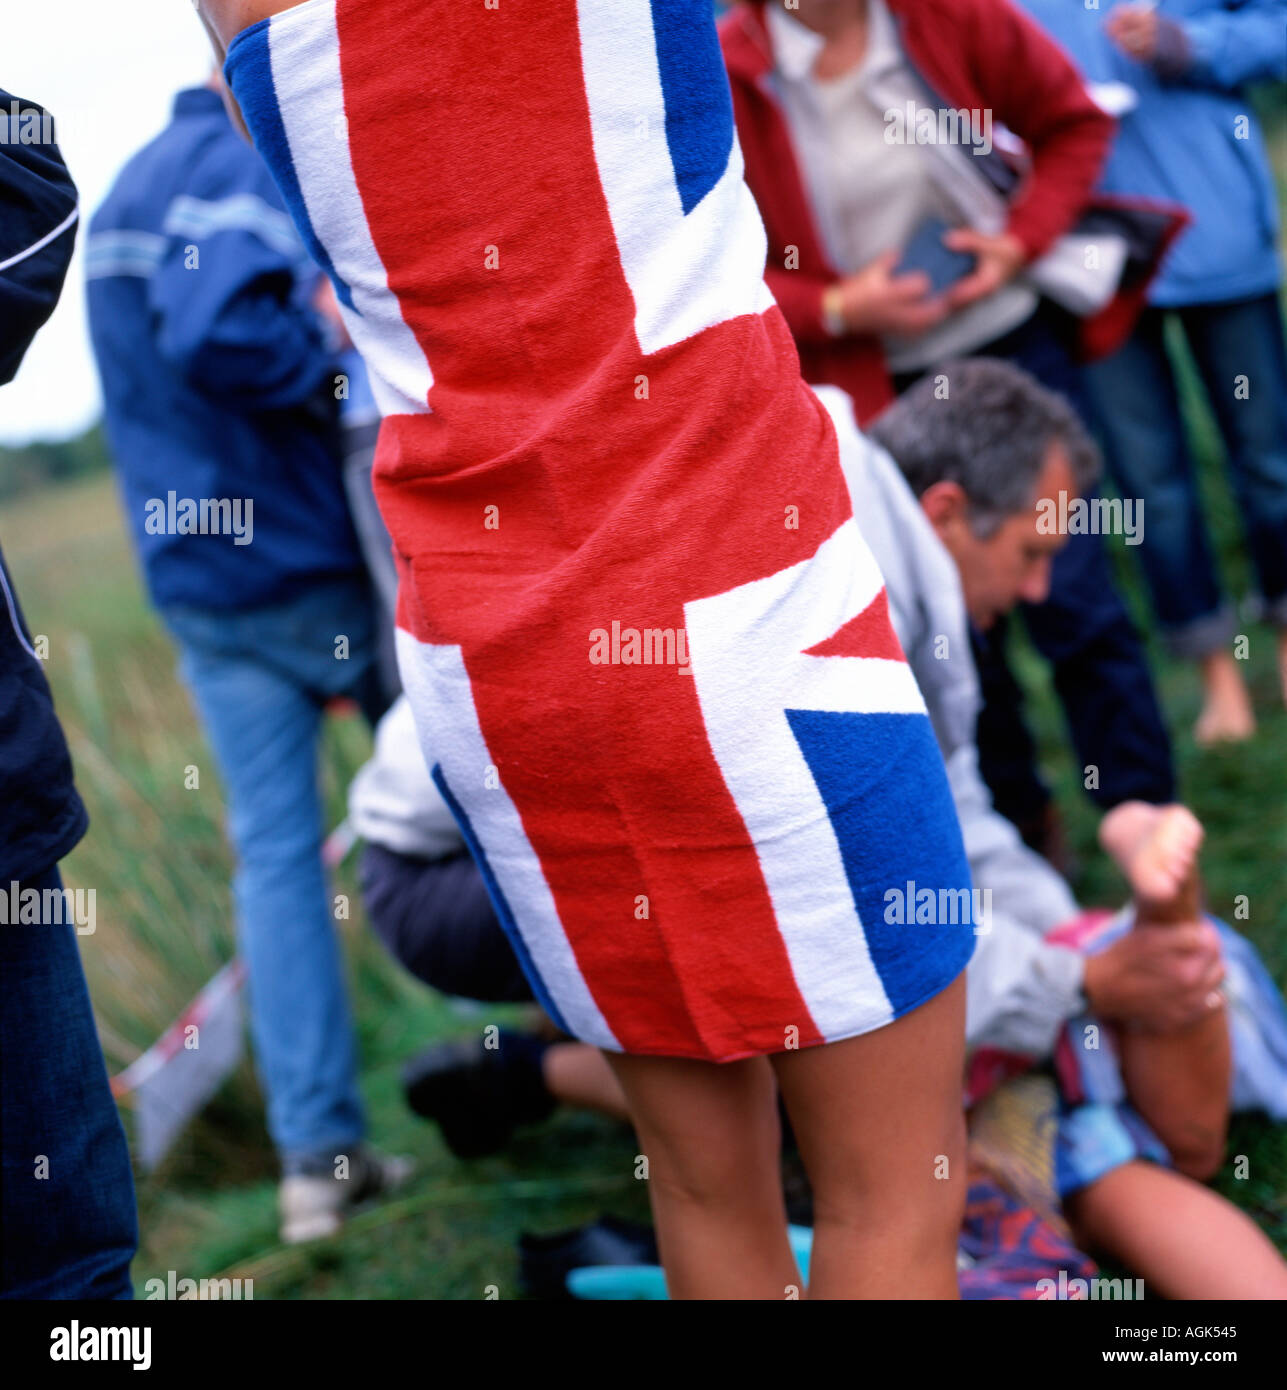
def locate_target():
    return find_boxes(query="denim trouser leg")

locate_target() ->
[970,616,1050,830]
[1,867,138,1299]
[1086,308,1233,657]
[342,421,402,703]
[1180,293,1287,628]
[167,591,372,1162]
[1024,519,1177,807]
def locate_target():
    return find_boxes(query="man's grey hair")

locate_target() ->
[868,358,1102,538]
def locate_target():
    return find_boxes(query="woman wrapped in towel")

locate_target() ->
[199,0,977,1299]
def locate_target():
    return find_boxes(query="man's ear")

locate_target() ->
[918,480,970,542]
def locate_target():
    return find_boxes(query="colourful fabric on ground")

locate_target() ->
[967,1073,1068,1232]
[958,1174,1098,1300]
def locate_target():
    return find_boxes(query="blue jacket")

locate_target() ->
[1019,0,1285,308]
[87,87,363,612]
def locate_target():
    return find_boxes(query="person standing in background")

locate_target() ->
[86,73,409,1244]
[1020,0,1287,744]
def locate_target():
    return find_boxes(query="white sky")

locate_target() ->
[0,0,212,445]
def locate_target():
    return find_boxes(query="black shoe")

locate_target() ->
[519,1216,659,1300]
[401,1033,554,1159]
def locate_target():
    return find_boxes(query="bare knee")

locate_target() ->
[632,1077,781,1212]
[810,1114,967,1252]
[647,1118,780,1212]
[649,1156,746,1210]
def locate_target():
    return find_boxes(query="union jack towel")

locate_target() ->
[225,0,974,1061]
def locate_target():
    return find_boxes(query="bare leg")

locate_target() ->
[771,975,968,1300]
[1097,802,1230,1177]
[542,1042,629,1122]
[1194,649,1256,745]
[602,1051,799,1300]
[1117,1016,1230,1181]
[1066,1161,1287,1299]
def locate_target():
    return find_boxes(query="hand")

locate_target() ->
[941,228,1027,312]
[1083,921,1226,1034]
[827,250,950,337]
[1105,5,1161,63]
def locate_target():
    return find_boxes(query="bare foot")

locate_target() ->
[1099,801,1205,924]
[1194,651,1255,745]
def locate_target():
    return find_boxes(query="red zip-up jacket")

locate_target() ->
[720,0,1116,423]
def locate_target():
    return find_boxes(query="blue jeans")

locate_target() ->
[1088,292,1287,657]
[1,866,138,1298]
[162,576,386,1165]
[342,420,401,704]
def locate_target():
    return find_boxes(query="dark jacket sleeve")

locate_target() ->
[0,89,78,385]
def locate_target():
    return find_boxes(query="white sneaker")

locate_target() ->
[279,1145,414,1245]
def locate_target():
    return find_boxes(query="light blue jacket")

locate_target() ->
[1019,0,1285,307]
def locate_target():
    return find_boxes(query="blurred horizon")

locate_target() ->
[0,0,211,448]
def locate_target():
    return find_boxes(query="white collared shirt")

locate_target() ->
[764,1,1035,372]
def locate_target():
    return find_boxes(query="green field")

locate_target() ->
[3,410,1284,1296]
